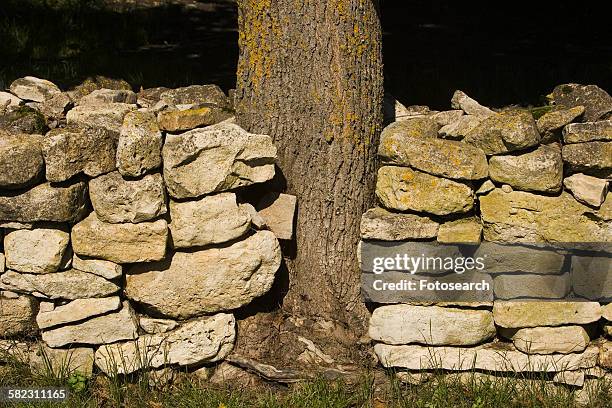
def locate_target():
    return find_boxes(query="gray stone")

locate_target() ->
[72,254,122,280]
[0,181,88,223]
[0,294,37,337]
[169,192,251,248]
[4,227,70,274]
[256,193,297,240]
[0,132,44,189]
[551,83,612,122]
[563,120,612,144]
[438,115,482,140]
[36,296,121,329]
[66,103,136,134]
[571,256,612,301]
[89,172,167,224]
[492,301,601,328]
[562,141,612,178]
[450,90,495,117]
[493,273,570,300]
[563,173,608,208]
[10,77,61,102]
[116,111,162,177]
[474,243,565,274]
[79,89,137,105]
[157,104,233,132]
[376,166,474,216]
[360,207,438,241]
[159,85,229,108]
[499,326,590,355]
[488,145,563,193]
[162,123,276,199]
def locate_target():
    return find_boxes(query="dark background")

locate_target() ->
[1,0,610,109]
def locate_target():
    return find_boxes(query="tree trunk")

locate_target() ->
[235,0,383,332]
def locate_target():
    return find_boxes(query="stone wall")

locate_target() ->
[368,84,612,388]
[0,76,290,377]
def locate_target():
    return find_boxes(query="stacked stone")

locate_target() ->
[1,77,283,377]
[369,84,612,386]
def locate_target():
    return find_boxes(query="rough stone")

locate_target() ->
[499,326,590,355]
[475,180,495,195]
[562,142,612,178]
[438,115,482,140]
[116,111,162,177]
[159,85,229,108]
[72,254,122,280]
[536,106,585,135]
[360,207,439,241]
[126,231,281,319]
[71,213,168,264]
[430,110,464,127]
[599,341,612,369]
[0,106,47,134]
[381,117,439,140]
[493,273,570,300]
[29,345,94,377]
[0,294,37,337]
[479,189,611,243]
[157,104,233,132]
[89,172,167,223]
[603,304,612,321]
[66,103,136,134]
[474,243,565,274]
[563,120,612,144]
[42,301,138,347]
[138,316,178,334]
[136,87,170,108]
[437,217,482,243]
[0,181,87,223]
[42,126,118,182]
[379,132,488,180]
[95,313,235,375]
[36,296,121,329]
[0,253,4,273]
[571,256,612,301]
[256,193,297,240]
[0,269,120,300]
[463,110,540,155]
[240,203,267,229]
[162,123,276,199]
[551,83,612,122]
[488,145,563,193]
[492,301,601,328]
[0,92,22,109]
[553,371,585,388]
[4,227,70,273]
[376,166,474,216]
[169,192,250,248]
[450,90,495,117]
[0,132,44,189]
[209,362,261,387]
[79,89,137,105]
[68,76,132,102]
[10,77,61,102]
[563,173,609,208]
[369,305,495,346]
[38,93,72,120]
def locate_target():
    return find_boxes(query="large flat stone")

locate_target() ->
[376,166,474,216]
[381,118,439,140]
[116,111,162,177]
[493,273,570,300]
[36,296,121,329]
[492,301,601,328]
[499,326,590,355]
[159,85,229,108]
[369,304,495,346]
[0,132,44,189]
[157,105,233,132]
[29,345,94,377]
[4,227,70,273]
[563,120,612,144]
[79,89,137,105]
[71,213,168,263]
[0,294,37,337]
[437,217,482,244]
[162,123,276,199]
[126,231,281,319]
[66,103,136,134]
[473,243,565,274]
[360,207,439,241]
[0,181,88,223]
[10,77,61,102]
[72,254,122,280]
[169,192,251,248]
[562,141,612,178]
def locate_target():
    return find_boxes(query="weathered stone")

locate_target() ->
[66,103,136,134]
[0,294,37,337]
[42,301,138,347]
[0,269,119,300]
[68,76,132,102]
[95,313,234,375]
[488,145,563,193]
[162,123,276,199]
[0,253,4,273]
[169,192,250,248]
[536,106,584,135]
[499,326,590,355]
[383,93,424,122]
[4,227,70,273]
[240,203,267,229]
[603,304,612,321]
[136,87,171,108]
[376,166,474,216]
[551,84,612,122]
[438,115,482,140]
[379,132,488,180]
[0,92,22,109]
[256,193,297,240]
[10,77,61,102]
[72,254,122,280]
[599,341,612,369]
[563,120,612,144]
[437,217,482,243]
[209,361,261,387]
[116,111,162,177]
[553,371,585,388]
[474,243,565,274]
[430,110,464,127]
[605,324,612,337]
[0,132,44,189]
[374,343,598,372]
[0,106,47,134]
[159,85,229,108]
[493,273,570,300]
[571,256,612,301]
[475,180,495,195]
[0,181,87,223]
[479,189,611,243]
[157,104,233,132]
[562,141,612,178]
[39,92,72,119]
[42,126,118,182]
[381,117,439,140]
[451,90,495,117]
[29,345,94,377]
[563,173,609,208]
[463,110,540,155]
[492,301,601,328]
[89,172,167,224]
[138,316,178,334]
[71,213,168,264]
[369,305,495,346]
[36,296,121,329]
[360,207,439,241]
[126,231,281,319]
[80,89,137,105]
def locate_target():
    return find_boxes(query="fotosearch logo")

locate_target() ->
[372,254,486,275]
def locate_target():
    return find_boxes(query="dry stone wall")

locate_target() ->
[0,76,287,377]
[369,84,612,387]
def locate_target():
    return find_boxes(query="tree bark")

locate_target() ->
[235,0,383,332]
